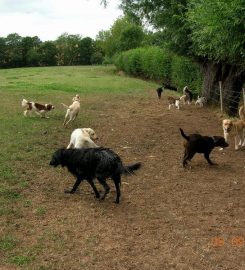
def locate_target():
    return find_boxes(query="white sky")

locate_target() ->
[0,0,123,41]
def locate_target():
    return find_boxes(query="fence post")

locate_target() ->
[243,88,245,109]
[219,81,223,114]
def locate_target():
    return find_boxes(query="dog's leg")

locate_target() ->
[66,142,73,149]
[63,111,69,126]
[183,155,188,167]
[87,179,100,198]
[223,132,229,143]
[183,150,189,167]
[183,150,195,168]
[234,136,240,150]
[41,111,49,118]
[63,115,73,127]
[242,132,245,147]
[112,175,121,204]
[204,152,215,165]
[65,177,82,193]
[97,178,110,201]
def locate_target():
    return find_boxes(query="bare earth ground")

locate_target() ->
[4,90,245,269]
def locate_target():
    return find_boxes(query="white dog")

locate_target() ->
[195,96,207,107]
[67,128,99,149]
[61,95,80,127]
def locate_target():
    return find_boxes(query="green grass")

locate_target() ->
[0,65,157,268]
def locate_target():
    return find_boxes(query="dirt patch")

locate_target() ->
[8,90,245,269]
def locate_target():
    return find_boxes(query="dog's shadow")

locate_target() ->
[182,162,235,173]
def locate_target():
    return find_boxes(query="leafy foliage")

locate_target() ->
[187,0,245,65]
[95,16,145,58]
[114,46,202,93]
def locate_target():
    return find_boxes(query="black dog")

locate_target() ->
[49,148,141,203]
[180,128,229,167]
[156,83,177,99]
[156,87,163,99]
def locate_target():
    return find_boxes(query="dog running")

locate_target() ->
[61,94,81,127]
[180,128,229,167]
[49,147,141,203]
[21,99,54,118]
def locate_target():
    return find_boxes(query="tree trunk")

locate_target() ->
[201,60,245,116]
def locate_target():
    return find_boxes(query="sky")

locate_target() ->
[0,0,123,41]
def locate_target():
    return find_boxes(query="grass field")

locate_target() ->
[1,65,244,270]
[0,65,157,268]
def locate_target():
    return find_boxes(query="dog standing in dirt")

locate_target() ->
[61,94,80,127]
[180,128,229,167]
[222,118,245,150]
[156,83,178,99]
[222,106,245,150]
[67,128,99,149]
[180,86,193,105]
[49,147,141,203]
[168,96,180,110]
[195,96,207,107]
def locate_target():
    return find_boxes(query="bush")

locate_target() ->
[114,46,202,94]
[171,55,202,95]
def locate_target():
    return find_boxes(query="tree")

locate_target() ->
[96,16,145,58]
[21,36,41,66]
[39,41,58,66]
[119,0,245,115]
[79,37,95,65]
[5,33,23,67]
[0,37,7,67]
[55,33,81,65]
[188,0,245,115]
[119,24,144,51]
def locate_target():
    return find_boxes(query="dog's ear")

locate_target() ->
[212,136,224,144]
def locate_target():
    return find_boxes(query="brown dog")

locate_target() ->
[180,128,229,167]
[21,99,54,118]
[168,96,180,110]
[222,118,245,150]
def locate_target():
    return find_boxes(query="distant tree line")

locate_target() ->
[0,33,104,68]
[0,17,153,68]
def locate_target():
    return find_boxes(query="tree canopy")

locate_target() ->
[118,0,245,66]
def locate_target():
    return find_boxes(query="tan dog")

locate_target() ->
[239,106,245,120]
[222,119,245,150]
[61,95,80,127]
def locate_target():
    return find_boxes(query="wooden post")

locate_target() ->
[243,88,245,109]
[219,81,223,114]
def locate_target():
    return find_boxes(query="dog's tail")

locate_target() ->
[21,99,28,107]
[179,128,189,141]
[123,162,141,175]
[61,103,69,109]
[239,106,245,120]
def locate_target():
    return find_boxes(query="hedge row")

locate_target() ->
[114,46,202,95]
